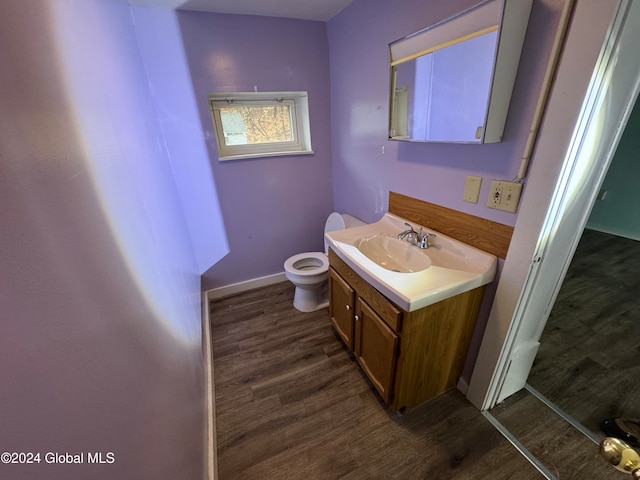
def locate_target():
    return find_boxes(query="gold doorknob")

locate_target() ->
[600,437,640,478]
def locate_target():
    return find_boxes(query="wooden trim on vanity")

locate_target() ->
[388,191,514,259]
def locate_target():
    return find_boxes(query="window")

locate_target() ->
[208,91,313,160]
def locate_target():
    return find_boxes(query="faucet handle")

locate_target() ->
[398,222,418,240]
[419,231,437,249]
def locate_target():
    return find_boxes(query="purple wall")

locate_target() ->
[187,13,334,290]
[0,1,205,479]
[327,0,564,225]
[327,0,565,380]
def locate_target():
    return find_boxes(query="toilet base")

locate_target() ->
[292,282,328,313]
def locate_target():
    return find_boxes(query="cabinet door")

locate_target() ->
[329,268,355,350]
[354,299,399,404]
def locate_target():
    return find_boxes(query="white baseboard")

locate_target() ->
[457,377,469,395]
[206,272,288,300]
[202,291,218,480]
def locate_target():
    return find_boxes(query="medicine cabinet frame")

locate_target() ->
[388,0,533,144]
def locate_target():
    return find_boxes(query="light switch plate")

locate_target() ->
[463,175,482,203]
[487,180,523,213]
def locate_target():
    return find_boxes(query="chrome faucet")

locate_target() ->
[398,222,436,249]
[398,222,418,240]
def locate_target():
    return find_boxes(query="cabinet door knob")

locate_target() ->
[354,315,360,322]
[345,304,350,311]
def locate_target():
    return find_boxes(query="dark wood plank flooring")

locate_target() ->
[210,282,544,479]
[527,229,640,437]
[491,389,612,479]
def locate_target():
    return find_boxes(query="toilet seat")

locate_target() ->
[284,252,328,276]
[283,212,364,312]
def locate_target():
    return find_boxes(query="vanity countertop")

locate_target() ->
[325,213,497,311]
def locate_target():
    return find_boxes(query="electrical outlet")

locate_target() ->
[463,175,482,203]
[487,180,523,213]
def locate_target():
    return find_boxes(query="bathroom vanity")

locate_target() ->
[326,192,514,412]
[329,249,484,412]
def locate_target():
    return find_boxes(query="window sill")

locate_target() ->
[218,149,314,162]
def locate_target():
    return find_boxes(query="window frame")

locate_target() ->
[208,91,313,161]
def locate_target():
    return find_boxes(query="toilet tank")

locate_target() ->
[324,212,365,253]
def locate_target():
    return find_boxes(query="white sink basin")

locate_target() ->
[325,213,497,311]
[354,234,432,273]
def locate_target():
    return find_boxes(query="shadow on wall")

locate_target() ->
[0,1,219,479]
[50,2,227,341]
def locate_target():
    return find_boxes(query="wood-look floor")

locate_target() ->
[527,229,640,437]
[210,282,543,479]
[491,389,613,479]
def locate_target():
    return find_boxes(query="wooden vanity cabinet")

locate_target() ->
[354,299,398,404]
[328,268,355,349]
[328,248,484,412]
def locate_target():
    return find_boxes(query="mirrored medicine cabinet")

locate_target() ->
[389,0,532,144]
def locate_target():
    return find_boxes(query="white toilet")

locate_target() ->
[284,212,364,312]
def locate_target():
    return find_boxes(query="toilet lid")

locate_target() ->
[324,212,346,234]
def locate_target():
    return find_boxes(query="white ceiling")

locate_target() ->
[126,0,353,21]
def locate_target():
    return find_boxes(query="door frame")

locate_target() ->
[467,0,640,410]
